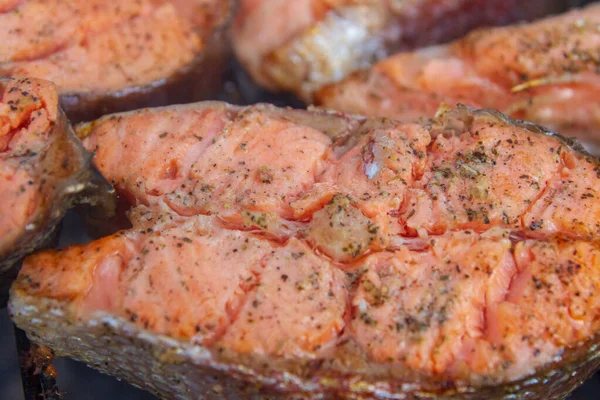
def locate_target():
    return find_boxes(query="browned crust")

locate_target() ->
[58,0,237,123]
[0,109,116,306]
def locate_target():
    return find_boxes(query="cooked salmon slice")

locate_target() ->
[316,4,600,151]
[79,103,600,253]
[8,103,600,399]
[0,76,114,304]
[0,0,233,122]
[0,0,202,93]
[5,4,201,94]
[233,0,568,99]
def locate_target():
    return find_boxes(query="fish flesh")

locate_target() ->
[316,3,600,153]
[0,0,235,122]
[9,102,600,399]
[233,0,570,100]
[0,77,115,306]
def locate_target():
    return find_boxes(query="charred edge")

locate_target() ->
[14,325,62,400]
[205,0,238,39]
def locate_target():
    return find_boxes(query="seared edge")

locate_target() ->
[9,293,600,400]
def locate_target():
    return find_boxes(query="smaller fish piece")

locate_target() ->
[233,0,569,100]
[316,3,600,152]
[0,77,115,306]
[0,0,235,122]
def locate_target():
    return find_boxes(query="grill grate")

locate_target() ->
[15,325,61,400]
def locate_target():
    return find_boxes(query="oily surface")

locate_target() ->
[233,0,567,99]
[12,103,600,387]
[316,4,600,150]
[0,0,223,94]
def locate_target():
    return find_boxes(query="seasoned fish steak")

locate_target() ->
[9,103,600,399]
[0,0,235,122]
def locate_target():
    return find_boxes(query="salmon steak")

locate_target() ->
[9,102,600,399]
[232,0,570,100]
[0,77,114,306]
[316,3,600,153]
[0,0,235,122]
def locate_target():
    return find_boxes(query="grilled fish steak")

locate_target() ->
[317,3,600,153]
[233,0,570,100]
[0,77,115,306]
[0,0,235,122]
[9,103,600,399]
